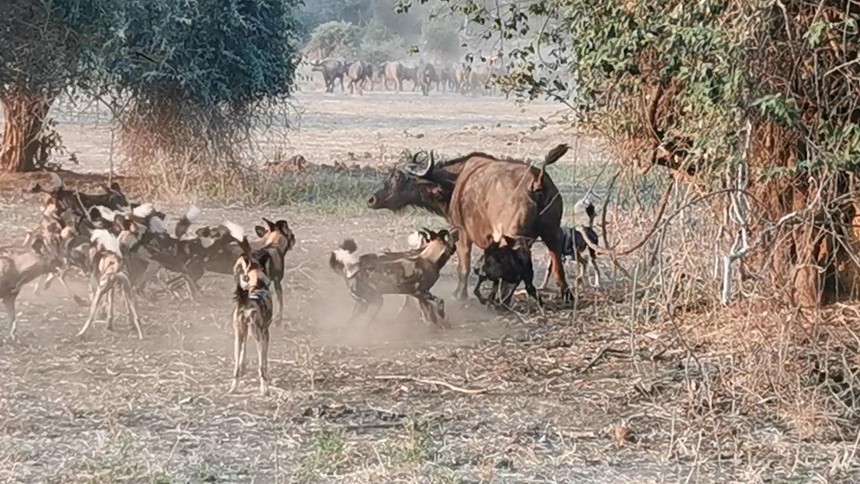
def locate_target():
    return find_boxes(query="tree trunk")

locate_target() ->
[746,121,854,307]
[0,92,54,172]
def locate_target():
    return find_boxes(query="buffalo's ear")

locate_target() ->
[254,225,267,238]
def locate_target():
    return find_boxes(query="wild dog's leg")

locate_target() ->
[577,259,587,289]
[589,249,601,288]
[473,274,487,304]
[4,296,17,338]
[181,274,200,301]
[346,301,368,325]
[79,280,110,337]
[105,288,115,331]
[453,239,472,301]
[229,317,247,394]
[415,295,437,325]
[394,297,414,320]
[365,293,383,325]
[256,326,270,396]
[121,279,143,339]
[273,279,284,326]
[500,282,517,308]
[419,293,449,328]
[523,274,543,308]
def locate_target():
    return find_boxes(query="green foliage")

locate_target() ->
[0,0,104,95]
[360,20,410,64]
[425,17,461,58]
[101,0,301,108]
[403,0,860,176]
[306,21,361,58]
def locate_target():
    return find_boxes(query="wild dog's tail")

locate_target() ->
[329,239,359,276]
[223,221,252,255]
[573,198,596,228]
[175,206,201,238]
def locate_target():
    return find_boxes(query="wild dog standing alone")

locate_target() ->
[540,199,601,289]
[225,222,273,395]
[78,229,143,339]
[474,234,542,308]
[329,229,458,327]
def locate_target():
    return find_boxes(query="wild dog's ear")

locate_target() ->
[29,183,44,194]
[438,229,450,241]
[254,225,267,238]
[275,220,289,232]
[502,235,518,248]
[262,218,275,231]
[448,229,460,244]
[523,237,537,248]
[89,207,103,222]
[109,182,123,193]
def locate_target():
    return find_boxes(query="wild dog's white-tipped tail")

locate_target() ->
[333,248,360,267]
[407,231,424,249]
[184,206,202,223]
[49,172,63,188]
[94,205,117,222]
[222,221,245,242]
[91,229,122,256]
[148,216,167,233]
[132,203,154,219]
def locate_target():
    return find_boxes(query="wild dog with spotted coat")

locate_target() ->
[225,222,274,395]
[329,228,458,327]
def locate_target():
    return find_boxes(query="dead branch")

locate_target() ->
[374,375,493,395]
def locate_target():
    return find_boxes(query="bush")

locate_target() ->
[305,20,360,59]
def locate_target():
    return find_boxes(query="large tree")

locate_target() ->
[0,0,102,172]
[1,0,302,175]
[406,0,860,307]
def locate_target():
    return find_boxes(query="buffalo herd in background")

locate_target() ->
[307,57,507,96]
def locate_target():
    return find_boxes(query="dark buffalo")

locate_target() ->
[311,58,346,93]
[401,64,419,91]
[439,64,457,92]
[418,63,438,96]
[366,145,572,300]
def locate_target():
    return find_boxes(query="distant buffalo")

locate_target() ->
[311,58,346,93]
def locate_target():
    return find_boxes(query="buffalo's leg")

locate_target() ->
[453,239,472,301]
[543,232,571,301]
[538,254,554,290]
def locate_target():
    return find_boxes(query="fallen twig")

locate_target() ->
[581,346,629,373]
[375,375,493,395]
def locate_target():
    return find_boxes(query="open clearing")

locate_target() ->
[1,90,857,483]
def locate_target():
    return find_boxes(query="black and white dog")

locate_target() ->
[540,199,602,289]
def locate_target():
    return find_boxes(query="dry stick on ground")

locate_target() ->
[374,375,493,395]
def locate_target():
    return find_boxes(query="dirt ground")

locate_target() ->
[0,90,857,483]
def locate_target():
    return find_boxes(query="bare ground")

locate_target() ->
[1,91,858,483]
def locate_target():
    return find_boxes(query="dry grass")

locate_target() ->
[0,90,858,483]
